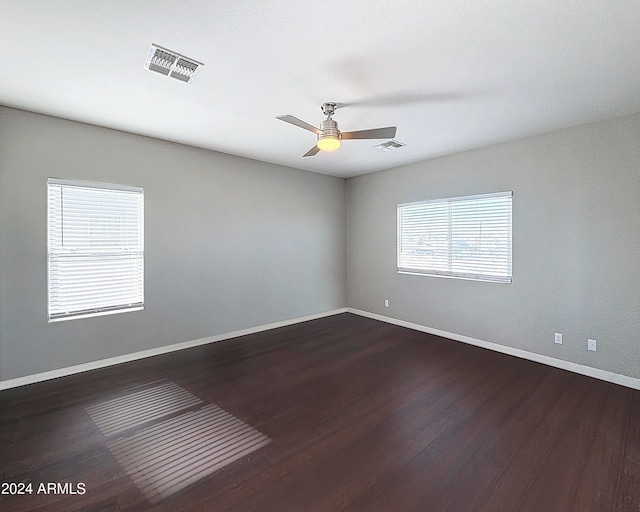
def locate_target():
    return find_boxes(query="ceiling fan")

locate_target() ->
[276,102,397,157]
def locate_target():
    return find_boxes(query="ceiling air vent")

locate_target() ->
[373,140,406,152]
[171,58,199,82]
[144,44,203,83]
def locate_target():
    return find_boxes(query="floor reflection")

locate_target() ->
[84,380,202,437]
[85,380,271,503]
[106,404,272,503]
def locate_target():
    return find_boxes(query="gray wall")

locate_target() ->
[2,105,638,384]
[347,113,640,379]
[0,107,346,381]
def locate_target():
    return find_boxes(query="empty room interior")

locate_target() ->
[1,1,639,511]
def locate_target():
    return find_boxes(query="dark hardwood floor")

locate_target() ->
[1,313,639,511]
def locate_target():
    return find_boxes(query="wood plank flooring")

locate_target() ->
[0,313,638,511]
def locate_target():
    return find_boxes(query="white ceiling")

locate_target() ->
[1,1,640,178]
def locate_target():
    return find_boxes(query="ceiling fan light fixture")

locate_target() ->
[317,135,341,151]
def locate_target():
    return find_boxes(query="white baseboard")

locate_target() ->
[348,308,640,391]
[6,307,637,392]
[0,308,348,391]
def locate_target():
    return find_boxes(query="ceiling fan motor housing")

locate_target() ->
[319,118,340,141]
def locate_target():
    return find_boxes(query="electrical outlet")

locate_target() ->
[554,333,563,344]
[588,339,597,351]
[384,299,389,307]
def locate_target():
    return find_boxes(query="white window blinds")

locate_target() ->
[397,191,512,283]
[47,178,144,321]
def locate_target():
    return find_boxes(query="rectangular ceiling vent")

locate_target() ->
[144,44,203,83]
[373,139,406,152]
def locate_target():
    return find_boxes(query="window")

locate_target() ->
[47,178,144,321]
[397,191,512,283]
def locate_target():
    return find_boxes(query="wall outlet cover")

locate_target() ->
[555,333,563,344]
[588,339,597,351]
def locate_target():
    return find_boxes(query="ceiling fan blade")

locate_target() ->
[341,126,397,140]
[336,92,466,109]
[276,115,324,135]
[302,145,320,157]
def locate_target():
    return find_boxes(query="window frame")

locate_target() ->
[47,177,145,322]
[397,191,512,284]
